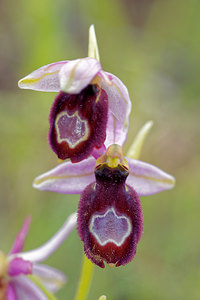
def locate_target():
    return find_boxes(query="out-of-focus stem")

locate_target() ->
[74,254,94,300]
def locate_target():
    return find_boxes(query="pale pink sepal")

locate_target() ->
[59,57,102,93]
[15,213,77,263]
[102,72,132,125]
[33,264,66,293]
[6,283,17,300]
[126,158,176,196]
[8,257,32,276]
[13,275,48,300]
[18,61,68,92]
[33,157,95,194]
[10,217,31,255]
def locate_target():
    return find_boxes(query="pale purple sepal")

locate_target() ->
[13,275,48,300]
[102,72,132,125]
[33,157,95,194]
[8,257,32,276]
[6,283,17,300]
[15,213,77,263]
[33,264,66,293]
[18,61,68,92]
[10,217,31,255]
[126,158,175,196]
[59,57,102,93]
[104,111,129,147]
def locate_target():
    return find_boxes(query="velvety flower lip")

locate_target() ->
[77,158,143,268]
[1,213,77,299]
[48,86,109,162]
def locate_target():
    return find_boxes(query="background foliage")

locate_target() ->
[0,0,200,299]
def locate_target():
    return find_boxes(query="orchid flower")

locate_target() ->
[32,121,175,268]
[0,213,77,299]
[18,25,131,163]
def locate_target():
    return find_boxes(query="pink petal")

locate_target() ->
[33,264,66,293]
[102,71,132,125]
[6,283,17,300]
[10,217,31,255]
[33,157,96,194]
[12,275,48,300]
[104,111,129,147]
[126,158,175,196]
[59,57,102,93]
[18,61,68,92]
[8,257,32,276]
[15,213,77,263]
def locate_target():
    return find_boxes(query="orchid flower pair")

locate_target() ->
[18,25,175,269]
[0,214,77,300]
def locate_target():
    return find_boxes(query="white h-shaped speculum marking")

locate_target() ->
[89,207,132,246]
[55,110,90,148]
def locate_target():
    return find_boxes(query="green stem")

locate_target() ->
[74,254,94,300]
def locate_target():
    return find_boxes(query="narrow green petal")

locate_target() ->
[88,25,100,61]
[126,121,153,160]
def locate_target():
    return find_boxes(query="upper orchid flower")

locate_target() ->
[0,213,77,299]
[32,121,175,268]
[18,25,131,162]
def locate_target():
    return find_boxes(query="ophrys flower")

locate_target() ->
[33,122,175,268]
[0,213,77,299]
[18,25,131,162]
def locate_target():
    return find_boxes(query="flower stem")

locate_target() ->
[74,254,94,300]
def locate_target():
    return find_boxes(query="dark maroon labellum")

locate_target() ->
[78,164,143,268]
[48,84,108,162]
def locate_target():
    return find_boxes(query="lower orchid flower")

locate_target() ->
[0,213,77,299]
[18,25,131,163]
[33,121,175,268]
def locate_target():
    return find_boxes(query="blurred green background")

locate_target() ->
[0,0,200,299]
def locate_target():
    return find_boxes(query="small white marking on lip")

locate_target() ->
[55,110,90,148]
[89,207,132,246]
